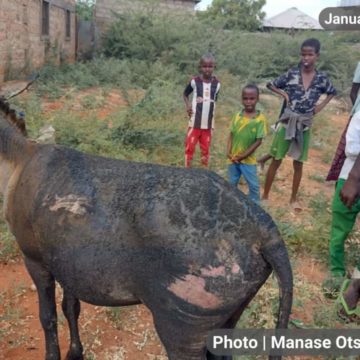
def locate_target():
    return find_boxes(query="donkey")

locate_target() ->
[0,97,292,360]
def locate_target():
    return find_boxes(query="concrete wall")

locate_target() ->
[0,0,76,81]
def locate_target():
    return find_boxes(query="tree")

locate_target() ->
[199,0,266,31]
[76,0,95,21]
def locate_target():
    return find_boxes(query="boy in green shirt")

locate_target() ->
[227,84,268,204]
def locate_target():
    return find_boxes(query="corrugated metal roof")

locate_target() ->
[262,7,323,30]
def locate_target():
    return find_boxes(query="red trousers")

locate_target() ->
[184,127,212,167]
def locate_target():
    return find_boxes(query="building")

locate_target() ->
[0,0,76,82]
[262,7,323,31]
[95,0,200,34]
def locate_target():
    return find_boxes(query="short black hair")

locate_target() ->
[243,84,259,96]
[200,53,215,64]
[301,38,321,54]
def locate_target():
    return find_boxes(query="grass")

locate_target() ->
[0,296,23,322]
[0,219,19,262]
[308,174,326,183]
[106,307,123,329]
[80,94,106,110]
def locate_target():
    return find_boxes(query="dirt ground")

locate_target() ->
[0,84,355,360]
[0,257,331,360]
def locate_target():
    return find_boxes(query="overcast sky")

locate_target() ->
[196,0,340,20]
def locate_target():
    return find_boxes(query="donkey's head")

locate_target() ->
[0,97,27,137]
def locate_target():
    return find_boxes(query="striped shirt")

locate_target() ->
[184,76,220,129]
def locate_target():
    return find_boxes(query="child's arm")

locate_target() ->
[350,83,360,105]
[227,133,234,161]
[183,93,193,117]
[266,83,289,105]
[233,139,262,163]
[183,82,193,118]
[313,94,335,115]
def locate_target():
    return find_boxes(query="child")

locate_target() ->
[183,53,220,168]
[227,84,268,204]
[262,38,337,207]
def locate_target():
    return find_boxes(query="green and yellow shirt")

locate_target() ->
[229,110,268,165]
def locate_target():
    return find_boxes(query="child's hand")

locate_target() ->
[282,92,290,105]
[313,104,322,115]
[233,154,244,163]
[227,153,234,162]
[186,106,193,117]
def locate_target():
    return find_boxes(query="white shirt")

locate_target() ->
[340,111,360,179]
[351,62,360,116]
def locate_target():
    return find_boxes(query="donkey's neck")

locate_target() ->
[0,124,28,159]
[0,158,17,195]
[0,125,30,196]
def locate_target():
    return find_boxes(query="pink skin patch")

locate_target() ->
[231,263,240,274]
[200,265,226,277]
[168,275,223,309]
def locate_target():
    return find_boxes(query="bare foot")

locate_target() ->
[290,201,302,212]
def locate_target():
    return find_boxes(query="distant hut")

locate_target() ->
[262,7,323,32]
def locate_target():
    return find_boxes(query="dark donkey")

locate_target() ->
[0,97,292,360]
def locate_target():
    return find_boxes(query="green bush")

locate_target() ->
[100,11,360,93]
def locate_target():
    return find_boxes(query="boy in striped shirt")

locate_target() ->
[183,54,220,167]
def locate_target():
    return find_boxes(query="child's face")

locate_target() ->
[242,88,258,112]
[199,59,215,79]
[300,46,319,69]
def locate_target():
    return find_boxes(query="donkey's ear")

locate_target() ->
[0,97,9,113]
[10,111,27,137]
[0,97,27,137]
[16,113,27,137]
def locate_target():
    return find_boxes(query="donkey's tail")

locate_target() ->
[261,236,293,360]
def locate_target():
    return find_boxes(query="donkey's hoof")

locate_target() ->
[65,351,84,360]
[45,351,61,360]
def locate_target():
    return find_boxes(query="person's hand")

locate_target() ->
[313,104,322,115]
[340,177,360,208]
[186,106,193,117]
[282,92,290,105]
[233,154,244,163]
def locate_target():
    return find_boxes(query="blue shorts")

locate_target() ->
[228,163,260,204]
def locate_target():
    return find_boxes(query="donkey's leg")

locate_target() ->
[62,290,83,360]
[152,313,208,360]
[24,257,60,360]
[206,300,253,360]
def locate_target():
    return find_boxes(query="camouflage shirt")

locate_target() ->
[270,66,337,115]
